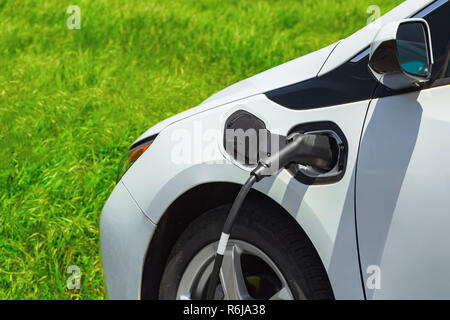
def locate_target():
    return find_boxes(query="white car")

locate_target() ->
[100,0,450,300]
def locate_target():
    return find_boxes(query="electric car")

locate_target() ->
[100,0,450,300]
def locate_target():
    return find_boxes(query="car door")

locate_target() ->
[356,1,450,299]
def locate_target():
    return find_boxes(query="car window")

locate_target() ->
[424,2,450,82]
[446,52,450,77]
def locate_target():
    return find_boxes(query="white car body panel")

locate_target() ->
[133,42,338,145]
[200,42,338,105]
[100,181,156,299]
[356,85,450,299]
[123,93,370,299]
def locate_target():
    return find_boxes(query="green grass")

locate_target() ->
[0,0,402,299]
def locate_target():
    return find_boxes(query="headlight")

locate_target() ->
[128,142,152,162]
[116,136,156,182]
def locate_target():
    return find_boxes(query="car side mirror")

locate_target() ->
[368,18,434,90]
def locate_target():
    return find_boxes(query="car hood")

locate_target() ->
[132,0,434,146]
[132,42,338,145]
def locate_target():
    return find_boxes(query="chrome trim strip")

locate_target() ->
[350,48,370,63]
[415,0,448,18]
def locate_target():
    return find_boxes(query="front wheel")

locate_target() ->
[158,201,334,300]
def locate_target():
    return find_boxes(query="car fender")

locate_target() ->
[122,94,367,299]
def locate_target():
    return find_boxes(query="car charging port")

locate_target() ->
[205,132,338,300]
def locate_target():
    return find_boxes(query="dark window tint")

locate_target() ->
[424,2,450,82]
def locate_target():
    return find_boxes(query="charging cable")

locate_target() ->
[205,132,336,299]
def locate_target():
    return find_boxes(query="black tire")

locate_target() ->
[158,200,334,300]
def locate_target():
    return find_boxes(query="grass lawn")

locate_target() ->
[0,0,402,299]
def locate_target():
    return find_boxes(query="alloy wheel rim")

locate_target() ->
[176,239,294,300]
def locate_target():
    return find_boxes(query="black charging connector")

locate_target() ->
[252,132,336,181]
[205,132,337,300]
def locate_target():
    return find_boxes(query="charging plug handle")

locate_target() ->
[205,133,336,300]
[251,133,336,181]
